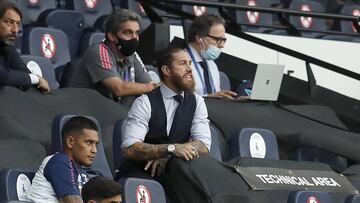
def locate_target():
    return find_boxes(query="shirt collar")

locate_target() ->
[104,40,133,65]
[160,84,184,99]
[188,44,203,63]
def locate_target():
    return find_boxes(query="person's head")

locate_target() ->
[82,176,122,203]
[105,9,141,57]
[156,47,194,93]
[0,0,22,46]
[62,116,99,167]
[188,15,227,60]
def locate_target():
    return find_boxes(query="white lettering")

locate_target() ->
[256,175,268,183]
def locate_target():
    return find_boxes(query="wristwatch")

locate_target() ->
[167,144,175,154]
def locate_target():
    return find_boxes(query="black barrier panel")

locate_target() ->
[235,166,357,193]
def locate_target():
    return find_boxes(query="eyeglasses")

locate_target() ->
[206,34,227,45]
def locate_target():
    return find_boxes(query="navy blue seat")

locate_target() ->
[287,190,334,203]
[113,118,126,170]
[182,0,220,17]
[291,147,348,172]
[37,9,85,58]
[0,169,35,202]
[346,194,360,203]
[16,0,57,25]
[21,27,71,71]
[121,177,166,203]
[232,0,275,33]
[229,128,279,159]
[209,123,223,161]
[122,0,153,31]
[219,71,231,91]
[79,31,105,56]
[65,0,113,28]
[288,0,328,37]
[21,55,59,89]
[340,5,360,34]
[51,114,112,178]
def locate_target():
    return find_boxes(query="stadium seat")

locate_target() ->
[122,0,153,31]
[51,114,112,178]
[79,31,105,56]
[121,177,166,203]
[21,27,71,71]
[113,118,126,170]
[0,139,46,172]
[291,147,348,172]
[37,9,85,58]
[65,0,113,28]
[287,190,334,203]
[339,5,360,34]
[182,0,220,17]
[346,194,360,203]
[21,55,59,89]
[16,0,57,26]
[209,123,223,161]
[0,169,35,202]
[288,0,328,37]
[219,71,231,91]
[229,128,279,160]
[230,0,275,33]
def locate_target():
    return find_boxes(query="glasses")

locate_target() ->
[206,34,227,45]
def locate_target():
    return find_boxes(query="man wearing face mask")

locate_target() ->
[186,15,237,99]
[68,9,156,104]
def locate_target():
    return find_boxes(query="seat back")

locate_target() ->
[16,0,57,25]
[22,27,71,69]
[122,177,166,203]
[122,0,153,31]
[113,118,126,169]
[219,71,231,91]
[287,190,334,203]
[289,0,327,31]
[21,55,59,89]
[51,114,112,178]
[0,139,46,171]
[346,194,360,203]
[182,0,220,17]
[65,0,113,28]
[234,0,273,26]
[209,123,223,161]
[0,169,35,202]
[340,5,360,34]
[79,31,105,56]
[291,147,348,172]
[230,128,279,159]
[39,9,85,58]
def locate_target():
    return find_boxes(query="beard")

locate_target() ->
[171,71,195,93]
[0,35,17,46]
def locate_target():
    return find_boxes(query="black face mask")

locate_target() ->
[115,37,139,57]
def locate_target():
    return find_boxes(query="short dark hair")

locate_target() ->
[82,176,122,202]
[0,0,22,19]
[61,116,99,146]
[188,14,225,43]
[156,47,184,80]
[105,9,141,35]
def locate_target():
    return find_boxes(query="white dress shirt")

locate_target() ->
[121,84,211,151]
[186,44,221,96]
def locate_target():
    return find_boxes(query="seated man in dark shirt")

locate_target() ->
[0,0,49,91]
[67,9,156,103]
[82,176,122,203]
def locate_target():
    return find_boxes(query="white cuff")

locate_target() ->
[29,74,40,85]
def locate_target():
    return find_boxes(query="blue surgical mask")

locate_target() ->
[200,39,222,61]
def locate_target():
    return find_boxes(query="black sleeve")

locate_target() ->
[0,46,31,87]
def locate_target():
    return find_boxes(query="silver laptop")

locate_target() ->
[249,64,285,101]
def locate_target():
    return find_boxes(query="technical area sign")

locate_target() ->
[234,166,358,193]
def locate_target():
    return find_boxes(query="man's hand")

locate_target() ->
[38,77,50,92]
[144,157,170,177]
[173,143,199,161]
[208,90,237,100]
